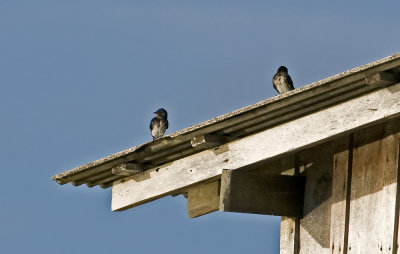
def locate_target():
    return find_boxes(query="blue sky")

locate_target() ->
[0,1,399,253]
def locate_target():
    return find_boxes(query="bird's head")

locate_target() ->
[154,108,168,118]
[277,66,289,73]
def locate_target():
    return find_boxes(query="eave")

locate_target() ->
[52,53,400,190]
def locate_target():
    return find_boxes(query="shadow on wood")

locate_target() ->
[220,169,305,217]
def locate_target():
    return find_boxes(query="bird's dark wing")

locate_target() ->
[166,120,169,129]
[285,74,295,90]
[150,117,156,130]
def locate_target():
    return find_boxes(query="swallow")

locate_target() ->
[150,108,169,140]
[272,66,295,94]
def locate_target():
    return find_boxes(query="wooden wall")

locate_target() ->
[280,118,400,254]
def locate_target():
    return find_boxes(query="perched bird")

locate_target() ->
[272,66,295,94]
[150,108,169,140]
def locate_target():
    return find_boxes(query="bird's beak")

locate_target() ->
[153,112,157,114]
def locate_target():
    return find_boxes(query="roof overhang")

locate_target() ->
[52,53,400,214]
[52,53,400,188]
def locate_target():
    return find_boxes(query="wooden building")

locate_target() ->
[52,53,400,253]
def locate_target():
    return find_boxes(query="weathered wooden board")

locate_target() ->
[330,137,351,254]
[295,137,349,254]
[280,217,297,254]
[187,181,220,218]
[395,142,400,254]
[279,155,300,254]
[112,84,400,211]
[279,120,400,254]
[220,170,305,216]
[347,119,400,254]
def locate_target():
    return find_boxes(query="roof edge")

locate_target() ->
[52,52,400,182]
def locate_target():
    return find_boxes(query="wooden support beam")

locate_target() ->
[365,72,399,87]
[111,163,148,176]
[220,169,305,217]
[191,134,234,149]
[187,181,220,218]
[111,84,400,211]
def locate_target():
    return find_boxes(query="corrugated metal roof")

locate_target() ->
[52,53,400,188]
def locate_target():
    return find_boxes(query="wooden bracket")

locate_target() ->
[111,163,152,176]
[191,134,234,149]
[365,72,400,87]
[187,181,220,218]
[220,169,305,217]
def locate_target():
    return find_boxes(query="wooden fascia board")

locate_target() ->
[111,83,400,211]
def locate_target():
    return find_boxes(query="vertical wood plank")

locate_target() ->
[393,138,400,254]
[342,134,354,254]
[331,136,351,254]
[279,154,299,254]
[347,119,400,254]
[298,137,349,254]
[281,217,296,254]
